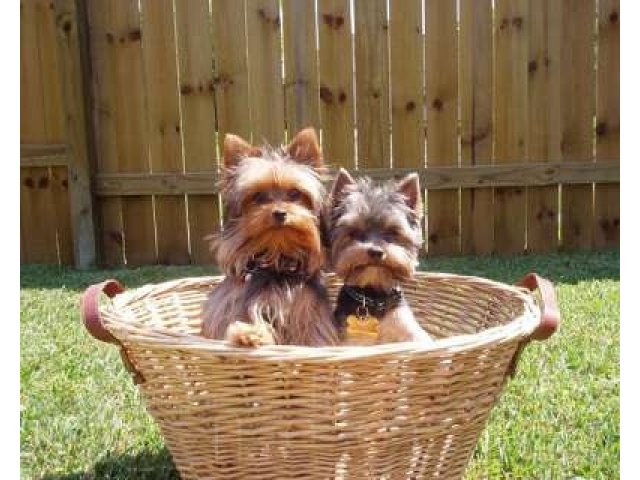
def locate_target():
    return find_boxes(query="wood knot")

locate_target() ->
[38,176,49,188]
[108,231,124,246]
[319,85,334,104]
[128,29,142,42]
[213,74,233,88]
[537,207,554,220]
[338,91,347,103]
[322,13,344,29]
[372,91,380,99]
[499,18,509,30]
[599,218,611,231]
[61,179,68,189]
[596,121,607,136]
[528,59,538,74]
[257,8,280,27]
[24,177,34,189]
[432,98,443,111]
[62,20,72,34]
[609,10,618,24]
[105,32,114,44]
[175,125,181,133]
[405,101,416,112]
[428,233,438,244]
[512,16,523,29]
[180,84,193,95]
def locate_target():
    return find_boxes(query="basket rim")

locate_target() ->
[99,271,541,362]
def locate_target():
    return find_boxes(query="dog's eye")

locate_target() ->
[349,230,366,242]
[252,191,270,204]
[383,229,399,242]
[287,188,302,201]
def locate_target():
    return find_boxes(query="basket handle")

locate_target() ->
[515,273,560,341]
[506,273,560,379]
[81,280,144,384]
[82,279,124,344]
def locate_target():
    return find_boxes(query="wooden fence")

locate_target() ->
[20,0,620,267]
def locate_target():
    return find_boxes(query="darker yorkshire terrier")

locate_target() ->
[328,169,434,346]
[201,127,339,348]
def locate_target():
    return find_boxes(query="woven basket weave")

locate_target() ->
[82,272,559,480]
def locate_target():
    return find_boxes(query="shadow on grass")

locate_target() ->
[39,448,178,480]
[21,249,619,292]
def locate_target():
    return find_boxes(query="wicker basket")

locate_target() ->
[81,272,559,480]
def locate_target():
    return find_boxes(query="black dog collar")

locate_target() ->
[337,285,405,320]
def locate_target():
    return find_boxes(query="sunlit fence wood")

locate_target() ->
[20,0,620,265]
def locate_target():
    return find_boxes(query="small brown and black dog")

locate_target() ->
[328,169,434,346]
[201,128,339,347]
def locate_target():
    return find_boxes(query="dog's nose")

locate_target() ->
[367,246,385,260]
[272,210,287,224]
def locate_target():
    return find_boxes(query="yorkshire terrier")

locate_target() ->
[328,169,434,346]
[201,128,339,348]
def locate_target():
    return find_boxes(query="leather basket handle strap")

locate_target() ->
[81,279,144,385]
[507,273,560,379]
[515,273,560,341]
[82,279,125,344]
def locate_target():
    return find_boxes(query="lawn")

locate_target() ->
[20,250,619,479]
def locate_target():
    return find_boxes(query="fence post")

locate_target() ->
[54,0,97,268]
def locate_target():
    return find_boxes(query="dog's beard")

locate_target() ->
[333,243,417,290]
[210,205,324,277]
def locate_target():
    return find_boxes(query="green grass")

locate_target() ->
[20,250,619,479]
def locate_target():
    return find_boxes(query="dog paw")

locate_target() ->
[226,322,275,348]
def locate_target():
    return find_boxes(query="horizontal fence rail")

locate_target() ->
[93,162,620,196]
[20,0,620,265]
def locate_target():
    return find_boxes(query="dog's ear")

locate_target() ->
[223,133,261,168]
[330,168,355,205]
[396,173,422,215]
[285,127,323,168]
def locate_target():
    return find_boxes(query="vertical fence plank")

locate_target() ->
[211,0,251,146]
[21,1,51,263]
[283,0,320,136]
[54,0,97,268]
[354,0,390,168]
[246,0,285,146]
[112,0,156,265]
[87,0,124,265]
[561,0,595,250]
[175,0,220,265]
[526,0,561,252]
[389,0,424,244]
[21,0,46,144]
[35,0,66,143]
[140,0,189,265]
[37,0,73,264]
[460,0,493,255]
[21,1,66,264]
[389,0,424,170]
[426,0,459,255]
[318,0,355,168]
[494,0,529,254]
[594,0,620,248]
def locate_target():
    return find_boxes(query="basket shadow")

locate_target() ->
[39,448,179,480]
